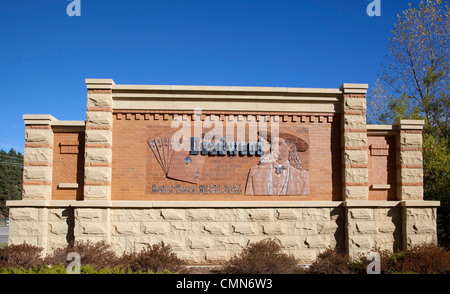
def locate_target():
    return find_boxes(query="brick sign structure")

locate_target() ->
[7,79,439,263]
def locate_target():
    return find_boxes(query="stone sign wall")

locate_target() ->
[6,79,439,263]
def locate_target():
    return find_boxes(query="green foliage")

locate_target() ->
[0,264,67,274]
[0,149,23,219]
[0,264,164,274]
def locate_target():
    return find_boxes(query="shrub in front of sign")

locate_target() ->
[119,241,186,274]
[305,248,357,274]
[0,243,45,269]
[306,244,450,274]
[44,240,120,270]
[382,243,450,274]
[215,238,298,274]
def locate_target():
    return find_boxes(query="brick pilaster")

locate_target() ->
[83,79,115,200]
[22,115,57,200]
[340,84,369,200]
[394,120,425,200]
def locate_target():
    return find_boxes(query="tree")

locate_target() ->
[368,0,450,249]
[0,149,23,219]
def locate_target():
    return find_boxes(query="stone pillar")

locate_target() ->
[401,202,438,249]
[340,83,369,200]
[83,79,115,200]
[340,84,373,258]
[394,120,425,200]
[22,115,56,200]
[12,115,56,250]
[393,120,439,249]
[344,203,377,257]
[74,79,115,245]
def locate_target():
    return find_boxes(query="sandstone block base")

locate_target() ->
[7,200,439,264]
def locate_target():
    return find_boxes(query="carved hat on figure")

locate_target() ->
[258,130,309,152]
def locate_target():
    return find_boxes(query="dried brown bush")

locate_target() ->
[216,238,298,274]
[0,243,45,269]
[385,243,450,274]
[44,240,120,270]
[307,244,450,274]
[306,248,357,274]
[119,241,186,273]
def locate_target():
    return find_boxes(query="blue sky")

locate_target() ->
[0,0,416,154]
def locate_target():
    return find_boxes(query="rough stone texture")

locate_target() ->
[74,208,110,244]
[400,186,423,200]
[400,168,423,183]
[85,130,112,144]
[344,115,366,129]
[7,204,438,263]
[344,168,369,183]
[402,207,437,249]
[87,93,113,108]
[22,185,52,200]
[344,132,367,147]
[344,150,368,165]
[342,94,369,202]
[23,166,52,181]
[346,207,402,257]
[400,151,423,165]
[344,98,366,111]
[83,185,111,199]
[84,92,113,202]
[25,129,53,144]
[397,130,424,200]
[7,207,69,255]
[400,133,422,147]
[23,127,54,200]
[86,112,113,126]
[344,186,369,200]
[24,148,53,163]
[106,207,345,264]
[85,166,111,182]
[85,148,112,163]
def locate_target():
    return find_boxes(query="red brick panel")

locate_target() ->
[368,135,397,200]
[52,132,85,200]
[111,112,342,201]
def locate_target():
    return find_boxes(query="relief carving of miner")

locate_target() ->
[245,131,310,196]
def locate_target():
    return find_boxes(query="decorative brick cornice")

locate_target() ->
[113,111,337,123]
